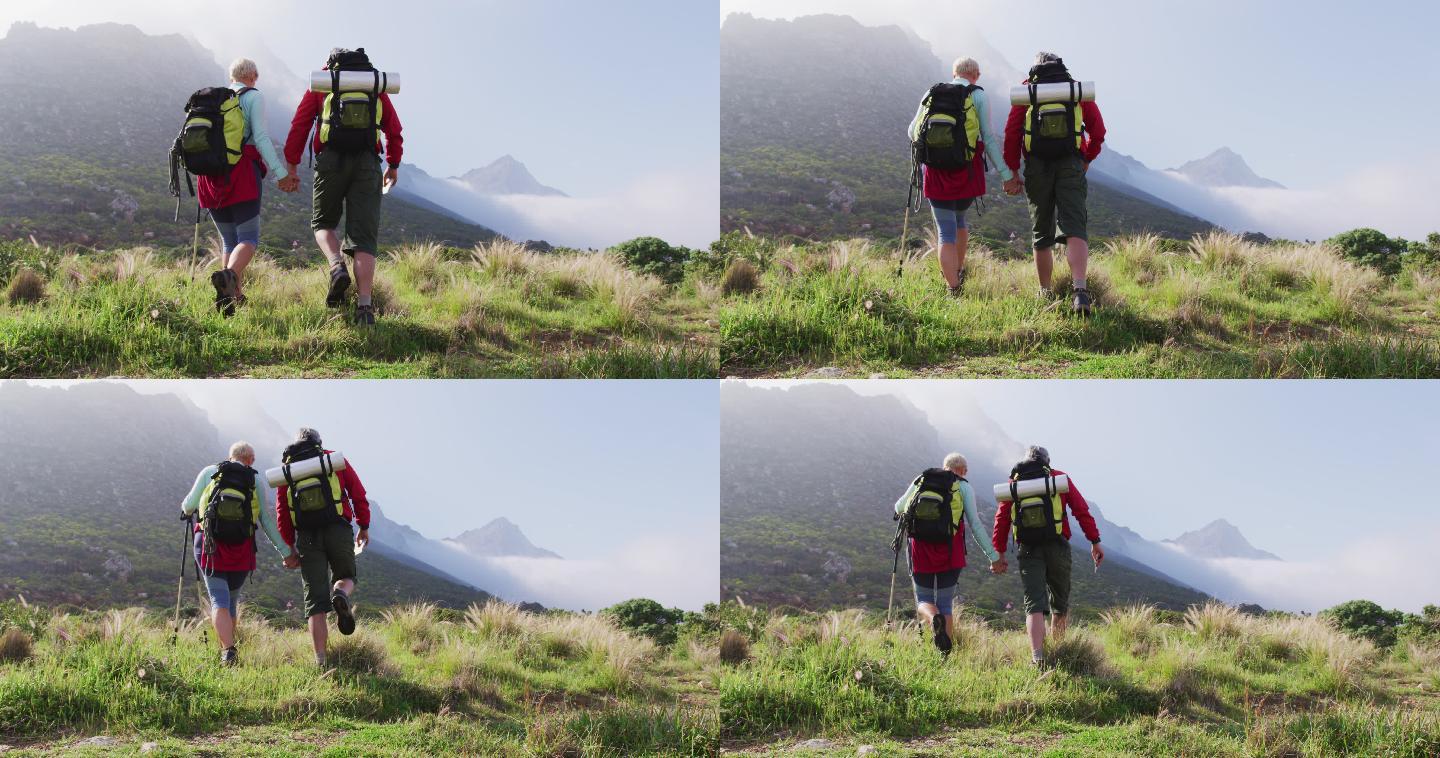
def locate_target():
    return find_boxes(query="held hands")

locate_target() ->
[278,174,300,193]
[283,552,300,570]
[1003,177,1024,196]
[989,557,1008,575]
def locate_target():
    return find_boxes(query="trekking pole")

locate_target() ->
[172,514,192,644]
[895,160,920,279]
[885,516,906,626]
[189,201,202,283]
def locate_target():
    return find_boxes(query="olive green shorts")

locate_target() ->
[311,150,383,255]
[1016,539,1072,617]
[1023,154,1089,249]
[295,522,357,617]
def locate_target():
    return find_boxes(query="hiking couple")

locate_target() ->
[893,445,1103,668]
[909,51,1106,315]
[178,429,370,667]
[183,48,402,325]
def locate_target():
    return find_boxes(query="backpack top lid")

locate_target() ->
[216,459,256,477]
[1027,59,1073,85]
[185,86,236,111]
[282,439,324,465]
[1011,458,1051,481]
[327,47,375,72]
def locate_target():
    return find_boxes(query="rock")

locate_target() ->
[857,747,877,756]
[141,742,158,753]
[103,553,133,581]
[796,739,835,750]
[76,737,120,747]
[822,552,853,584]
[804,366,845,379]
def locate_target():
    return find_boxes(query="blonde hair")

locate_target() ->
[229,57,258,82]
[943,452,968,471]
[228,441,255,461]
[951,57,979,79]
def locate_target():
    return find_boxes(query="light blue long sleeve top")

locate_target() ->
[181,462,289,558]
[231,82,289,180]
[893,475,1001,564]
[908,77,1013,183]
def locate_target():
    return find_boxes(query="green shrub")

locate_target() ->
[614,237,691,285]
[1327,228,1408,275]
[1322,600,1407,648]
[603,598,690,647]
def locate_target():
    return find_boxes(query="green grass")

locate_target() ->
[0,239,717,378]
[718,232,1440,378]
[717,603,1440,756]
[0,601,718,756]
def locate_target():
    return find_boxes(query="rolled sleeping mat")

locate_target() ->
[993,474,1070,502]
[309,71,401,95]
[1009,81,1096,106]
[264,451,347,488]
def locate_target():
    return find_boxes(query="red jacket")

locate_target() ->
[991,468,1101,555]
[910,522,970,574]
[197,144,265,210]
[193,526,257,573]
[1003,95,1106,173]
[283,89,403,167]
[921,144,988,202]
[276,451,371,547]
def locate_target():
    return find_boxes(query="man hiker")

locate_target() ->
[908,56,1015,297]
[1002,52,1106,315]
[180,441,294,666]
[893,453,1003,656]
[204,57,297,317]
[282,47,403,325]
[274,428,371,667]
[990,445,1104,668]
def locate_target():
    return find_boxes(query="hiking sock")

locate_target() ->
[322,248,347,268]
[356,293,372,308]
[1072,277,1086,291]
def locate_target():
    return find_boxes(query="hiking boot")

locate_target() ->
[1072,287,1093,317]
[352,304,376,326]
[210,269,237,317]
[326,263,351,308]
[332,590,356,636]
[946,268,968,299]
[221,646,238,667]
[932,615,952,658]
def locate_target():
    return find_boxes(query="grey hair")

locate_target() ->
[951,56,979,78]
[1025,445,1051,465]
[1034,51,1063,66]
[229,57,258,82]
[943,452,968,471]
[295,427,322,445]
[228,440,255,460]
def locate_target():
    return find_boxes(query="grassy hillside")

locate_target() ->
[0,239,717,378]
[0,601,717,756]
[717,603,1440,756]
[717,232,1440,378]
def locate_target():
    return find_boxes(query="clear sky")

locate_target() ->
[1,0,719,199]
[33,379,719,565]
[720,0,1434,189]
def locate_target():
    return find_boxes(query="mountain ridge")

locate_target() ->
[454,155,567,197]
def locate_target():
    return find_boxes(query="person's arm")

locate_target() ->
[893,480,919,517]
[992,497,1014,556]
[243,90,289,180]
[1064,477,1102,543]
[256,484,291,557]
[974,92,1013,183]
[180,466,214,516]
[1081,102,1106,163]
[275,484,295,549]
[1003,104,1026,174]
[378,94,403,168]
[339,463,370,530]
[957,481,1000,564]
[283,91,320,168]
[908,95,927,142]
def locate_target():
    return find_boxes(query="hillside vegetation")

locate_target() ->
[717,603,1440,756]
[0,600,718,756]
[0,239,717,378]
[716,232,1440,378]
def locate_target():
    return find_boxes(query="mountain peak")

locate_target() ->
[1165,519,1281,561]
[1170,148,1285,189]
[445,518,561,559]
[454,156,566,197]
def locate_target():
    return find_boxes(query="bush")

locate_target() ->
[602,598,689,647]
[720,259,760,296]
[1322,600,1407,648]
[1327,228,1408,275]
[718,629,749,665]
[613,237,691,285]
[6,269,45,305]
[0,628,33,663]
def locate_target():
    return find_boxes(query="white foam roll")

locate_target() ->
[265,451,347,488]
[1009,81,1096,106]
[309,71,401,95]
[994,474,1070,502]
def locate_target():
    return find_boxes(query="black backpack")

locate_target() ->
[318,47,382,154]
[203,460,257,548]
[903,468,961,544]
[1022,60,1083,161]
[173,86,251,178]
[1009,459,1064,546]
[913,82,981,171]
[281,440,343,530]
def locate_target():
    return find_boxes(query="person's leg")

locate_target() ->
[1025,161,1059,292]
[297,528,335,663]
[310,152,352,305]
[935,580,957,646]
[202,572,234,649]
[1017,544,1051,662]
[1054,156,1092,311]
[1044,540,1074,640]
[1027,612,1047,658]
[327,522,359,634]
[351,252,376,307]
[342,155,384,316]
[308,613,329,662]
[931,202,960,289]
[225,201,261,300]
